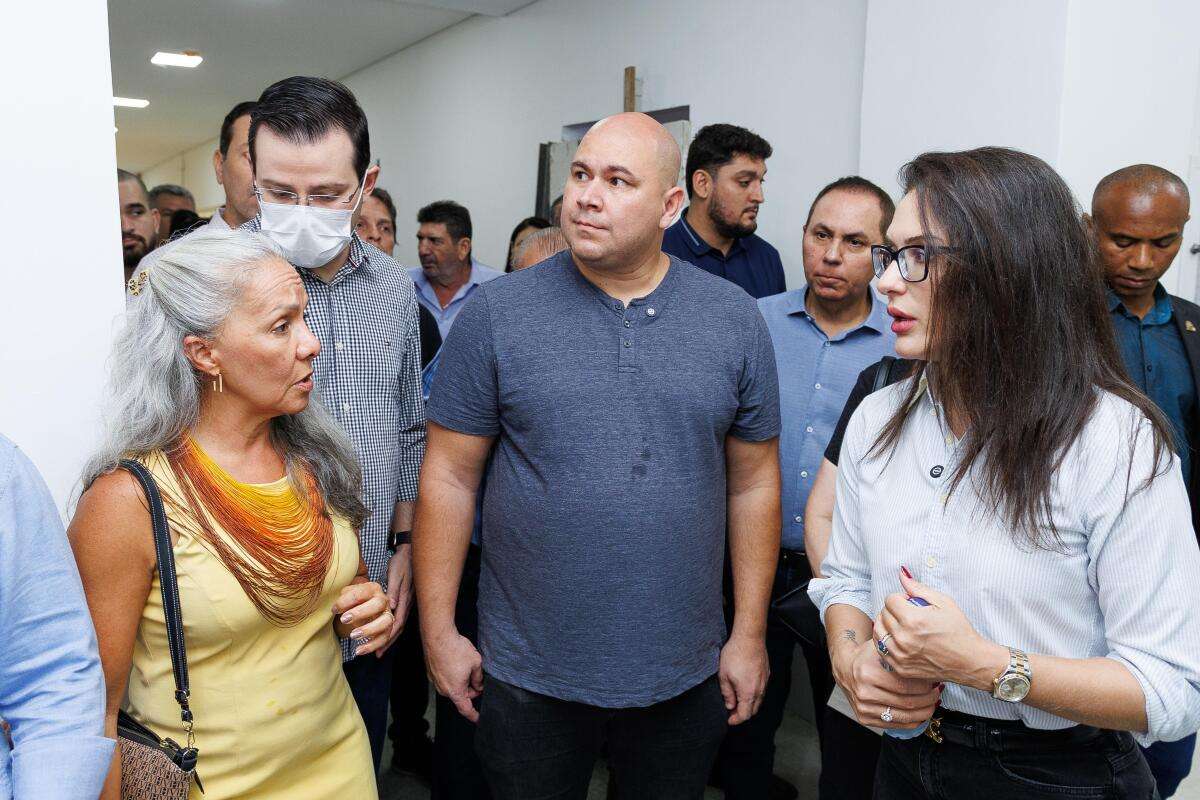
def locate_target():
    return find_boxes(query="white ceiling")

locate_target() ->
[109,0,530,171]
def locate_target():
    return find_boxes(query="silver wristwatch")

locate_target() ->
[991,647,1032,703]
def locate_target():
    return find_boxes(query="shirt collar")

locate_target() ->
[413,261,485,303]
[1107,283,1172,324]
[788,286,891,336]
[678,211,747,259]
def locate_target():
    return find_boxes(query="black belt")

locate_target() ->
[779,548,808,568]
[929,708,1108,753]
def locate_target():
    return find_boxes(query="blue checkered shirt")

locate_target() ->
[245,220,426,660]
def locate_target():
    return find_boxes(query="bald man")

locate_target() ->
[509,226,568,270]
[1088,164,1197,797]
[415,112,782,799]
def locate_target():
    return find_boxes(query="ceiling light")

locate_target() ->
[113,97,149,108]
[151,51,203,68]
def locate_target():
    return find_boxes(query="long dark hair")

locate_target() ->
[505,216,551,272]
[872,147,1173,546]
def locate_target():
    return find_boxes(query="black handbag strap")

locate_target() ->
[872,356,898,392]
[119,459,194,732]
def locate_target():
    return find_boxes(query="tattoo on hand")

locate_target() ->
[840,630,857,643]
[878,656,894,673]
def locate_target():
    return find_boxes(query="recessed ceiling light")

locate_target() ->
[151,50,203,68]
[113,97,149,108]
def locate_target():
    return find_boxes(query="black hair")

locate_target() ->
[505,216,551,273]
[219,100,258,156]
[370,188,397,226]
[417,200,472,242]
[685,124,773,199]
[805,176,896,239]
[249,77,370,178]
[117,168,149,198]
[167,209,207,239]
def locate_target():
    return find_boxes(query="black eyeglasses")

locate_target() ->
[871,244,931,283]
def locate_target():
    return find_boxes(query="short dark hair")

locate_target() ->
[149,183,194,205]
[1092,163,1191,212]
[804,176,895,240]
[219,100,257,156]
[249,77,370,178]
[417,200,472,242]
[117,168,148,198]
[685,124,773,199]
[370,187,397,226]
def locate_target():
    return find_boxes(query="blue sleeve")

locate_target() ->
[0,438,114,799]
[730,310,782,442]
[770,249,787,294]
[426,289,500,437]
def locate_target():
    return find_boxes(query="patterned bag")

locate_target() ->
[117,460,201,799]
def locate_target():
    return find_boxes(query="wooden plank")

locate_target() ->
[623,66,637,112]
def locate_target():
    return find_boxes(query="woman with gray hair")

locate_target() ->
[70,228,386,799]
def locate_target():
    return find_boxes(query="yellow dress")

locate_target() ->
[122,452,376,799]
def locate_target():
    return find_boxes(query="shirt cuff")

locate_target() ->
[808,578,873,627]
[12,735,115,800]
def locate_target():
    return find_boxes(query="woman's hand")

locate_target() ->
[831,630,941,730]
[872,568,1008,691]
[333,581,395,657]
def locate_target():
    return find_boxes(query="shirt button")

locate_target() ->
[945,435,954,445]
[800,470,809,478]
[806,426,814,433]
[624,320,631,328]
[940,493,949,504]
[823,342,831,347]
[341,402,350,413]
[335,341,344,351]
[926,556,937,568]
[815,383,822,389]
[794,515,803,523]
[647,308,656,317]
[623,340,631,348]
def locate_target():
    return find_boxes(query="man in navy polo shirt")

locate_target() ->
[415,112,782,799]
[662,123,786,298]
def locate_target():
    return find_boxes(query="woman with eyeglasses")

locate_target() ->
[808,147,1200,799]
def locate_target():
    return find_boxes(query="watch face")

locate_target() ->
[997,674,1031,702]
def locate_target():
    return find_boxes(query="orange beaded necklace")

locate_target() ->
[167,436,334,626]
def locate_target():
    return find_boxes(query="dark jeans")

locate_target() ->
[1142,735,1196,798]
[433,545,492,800]
[344,638,398,771]
[476,673,728,800]
[717,550,880,800]
[874,712,1160,800]
[389,606,431,748]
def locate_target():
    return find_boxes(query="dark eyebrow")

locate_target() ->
[309,182,350,194]
[606,165,637,180]
[266,302,301,318]
[732,170,762,179]
[901,234,927,246]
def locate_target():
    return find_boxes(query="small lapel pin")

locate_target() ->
[1187,321,1196,333]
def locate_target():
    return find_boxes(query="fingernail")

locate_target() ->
[354,646,363,657]
[341,612,353,624]
[900,565,913,580]
[350,629,362,640]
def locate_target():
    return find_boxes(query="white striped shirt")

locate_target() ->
[809,375,1200,743]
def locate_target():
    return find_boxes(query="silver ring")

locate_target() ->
[876,634,892,656]
[880,706,894,723]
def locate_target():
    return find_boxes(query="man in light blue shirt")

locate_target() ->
[715,177,896,800]
[410,200,503,339]
[0,434,113,799]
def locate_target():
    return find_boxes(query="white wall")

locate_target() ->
[344,0,869,289]
[0,3,124,510]
[858,0,1071,198]
[140,137,225,216]
[1055,0,1200,297]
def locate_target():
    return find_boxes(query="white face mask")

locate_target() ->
[257,174,368,270]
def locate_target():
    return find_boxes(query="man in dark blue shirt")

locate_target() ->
[663,123,786,298]
[1089,163,1198,799]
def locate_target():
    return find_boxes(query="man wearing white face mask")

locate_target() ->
[243,75,427,771]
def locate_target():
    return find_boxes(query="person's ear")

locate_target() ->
[456,236,472,263]
[213,150,225,187]
[660,186,686,231]
[182,334,219,378]
[691,169,712,202]
[363,164,380,197]
[150,208,161,237]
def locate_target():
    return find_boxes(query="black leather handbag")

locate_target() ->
[115,459,201,799]
[770,357,902,645]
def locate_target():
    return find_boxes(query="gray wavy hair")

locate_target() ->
[83,228,367,527]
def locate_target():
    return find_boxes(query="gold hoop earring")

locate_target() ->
[212,372,223,393]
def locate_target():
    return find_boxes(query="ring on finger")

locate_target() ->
[880,706,894,724]
[876,633,893,656]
